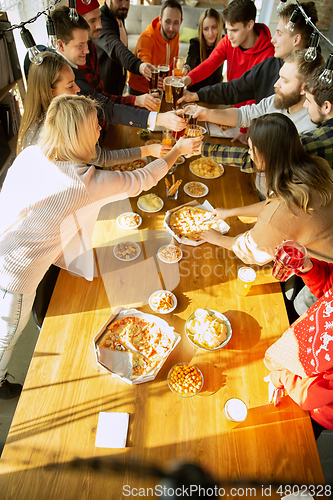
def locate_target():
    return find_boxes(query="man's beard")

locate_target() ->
[274,87,302,110]
[161,25,177,41]
[109,5,128,20]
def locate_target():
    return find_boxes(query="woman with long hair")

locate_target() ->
[0,94,202,399]
[17,51,169,165]
[201,113,333,265]
[185,9,223,92]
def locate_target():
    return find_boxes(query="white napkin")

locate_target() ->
[95,412,129,448]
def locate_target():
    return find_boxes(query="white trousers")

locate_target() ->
[0,287,36,382]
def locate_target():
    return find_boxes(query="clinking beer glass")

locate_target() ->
[272,240,307,282]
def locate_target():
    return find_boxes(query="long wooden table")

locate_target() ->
[0,113,325,499]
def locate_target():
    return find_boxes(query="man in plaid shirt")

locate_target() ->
[76,0,158,111]
[201,65,333,174]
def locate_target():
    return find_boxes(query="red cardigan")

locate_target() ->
[264,259,333,430]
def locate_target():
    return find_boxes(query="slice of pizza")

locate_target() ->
[169,206,218,241]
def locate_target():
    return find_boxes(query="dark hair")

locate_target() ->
[222,0,256,26]
[161,0,183,21]
[278,2,318,46]
[247,113,333,212]
[51,6,89,44]
[305,66,333,107]
[284,49,324,82]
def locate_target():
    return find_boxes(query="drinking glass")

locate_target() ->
[272,240,307,282]
[149,89,162,112]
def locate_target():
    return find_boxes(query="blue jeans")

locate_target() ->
[0,287,36,382]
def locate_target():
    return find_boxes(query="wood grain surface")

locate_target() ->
[0,104,325,500]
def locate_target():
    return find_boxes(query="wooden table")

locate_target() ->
[0,115,325,499]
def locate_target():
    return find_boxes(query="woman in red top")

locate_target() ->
[264,256,333,439]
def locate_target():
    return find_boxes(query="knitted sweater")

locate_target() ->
[232,196,333,265]
[264,258,333,430]
[0,146,167,294]
[128,17,180,94]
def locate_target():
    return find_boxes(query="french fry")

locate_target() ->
[172,174,175,185]
[165,178,171,189]
[168,179,182,197]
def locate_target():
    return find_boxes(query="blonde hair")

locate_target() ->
[198,9,223,62]
[39,95,98,163]
[17,52,69,154]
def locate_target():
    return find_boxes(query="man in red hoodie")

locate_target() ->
[127,0,183,95]
[183,0,274,143]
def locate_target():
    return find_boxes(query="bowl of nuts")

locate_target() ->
[113,241,141,261]
[167,362,203,397]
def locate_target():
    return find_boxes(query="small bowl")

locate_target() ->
[137,129,150,139]
[167,363,204,397]
[149,290,177,314]
[157,244,182,264]
[113,241,141,261]
[117,212,142,230]
[185,309,232,351]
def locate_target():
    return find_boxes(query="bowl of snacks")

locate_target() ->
[145,139,161,146]
[137,193,164,212]
[183,181,209,198]
[113,241,141,261]
[167,363,203,397]
[137,129,150,139]
[149,290,177,314]
[117,212,142,229]
[189,157,224,179]
[185,308,232,351]
[175,155,185,165]
[157,244,182,263]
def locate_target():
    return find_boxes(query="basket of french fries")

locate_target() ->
[165,174,182,199]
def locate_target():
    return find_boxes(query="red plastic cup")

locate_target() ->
[272,240,307,282]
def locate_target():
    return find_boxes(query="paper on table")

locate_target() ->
[95,412,129,448]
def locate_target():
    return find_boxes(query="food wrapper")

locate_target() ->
[94,307,181,385]
[164,200,230,246]
[205,121,240,139]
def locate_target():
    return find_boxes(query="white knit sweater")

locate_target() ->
[0,145,168,294]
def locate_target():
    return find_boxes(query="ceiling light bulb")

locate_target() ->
[277,0,288,14]
[20,27,43,65]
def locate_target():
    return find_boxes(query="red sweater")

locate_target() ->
[188,23,274,108]
[264,258,333,430]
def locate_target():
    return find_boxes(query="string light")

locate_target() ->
[277,0,288,14]
[285,8,299,33]
[319,54,333,85]
[20,26,43,65]
[68,0,79,22]
[304,32,320,62]
[46,15,59,51]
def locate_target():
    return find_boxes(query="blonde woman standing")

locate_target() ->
[0,95,202,399]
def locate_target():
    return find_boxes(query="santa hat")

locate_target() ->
[70,0,101,16]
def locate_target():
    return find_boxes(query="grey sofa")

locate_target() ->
[125,4,224,54]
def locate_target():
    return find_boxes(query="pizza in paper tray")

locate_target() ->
[97,312,179,382]
[110,159,147,172]
[169,206,219,242]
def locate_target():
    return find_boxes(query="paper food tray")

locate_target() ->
[94,307,181,385]
[163,200,230,246]
[205,121,240,139]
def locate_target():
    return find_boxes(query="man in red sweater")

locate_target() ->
[183,0,274,143]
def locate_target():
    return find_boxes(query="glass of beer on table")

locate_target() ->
[184,124,202,138]
[149,89,162,112]
[173,56,186,78]
[149,67,159,90]
[236,267,256,296]
[171,80,185,110]
[165,76,176,103]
